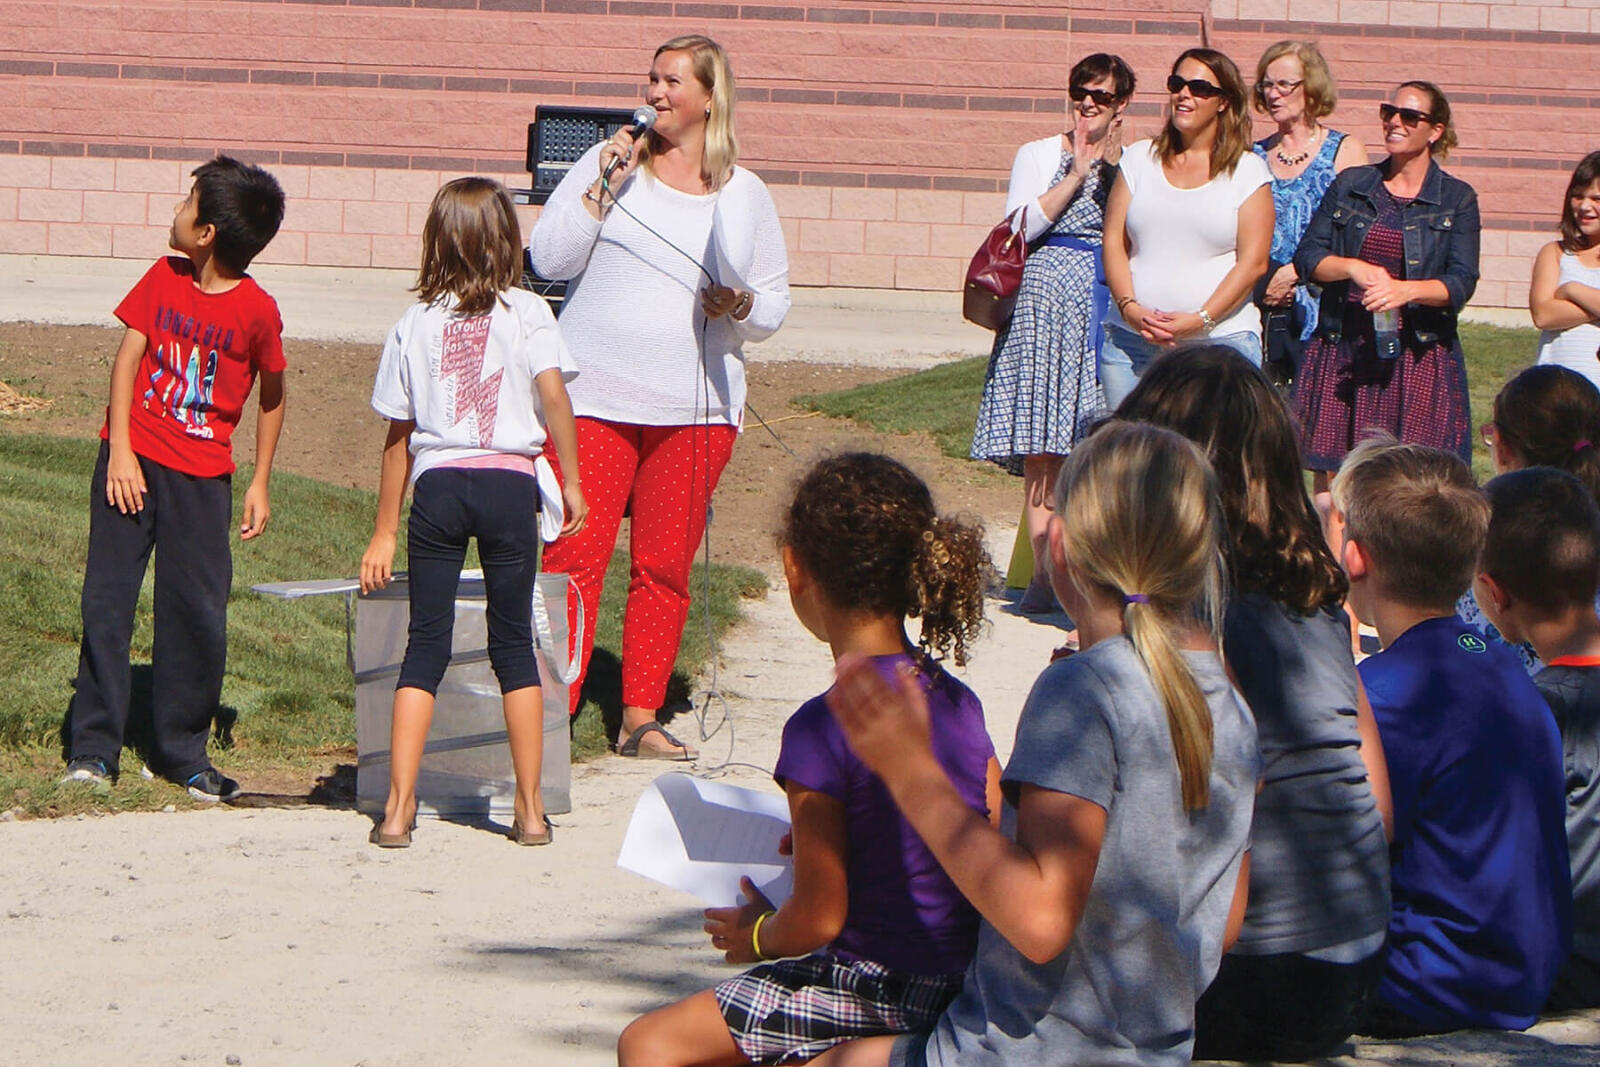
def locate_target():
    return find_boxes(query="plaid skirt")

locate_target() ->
[714,954,964,1065]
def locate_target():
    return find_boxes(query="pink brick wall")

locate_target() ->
[1,0,1595,308]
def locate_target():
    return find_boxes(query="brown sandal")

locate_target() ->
[509,815,553,846]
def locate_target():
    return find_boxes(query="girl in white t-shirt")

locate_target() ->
[1100,47,1275,408]
[358,177,588,849]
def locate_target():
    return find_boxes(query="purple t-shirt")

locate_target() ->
[775,653,994,976]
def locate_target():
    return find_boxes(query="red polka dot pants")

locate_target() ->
[542,417,737,714]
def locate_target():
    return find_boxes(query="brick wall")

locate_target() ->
[2,0,1595,308]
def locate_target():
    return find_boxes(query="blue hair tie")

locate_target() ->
[1123,593,1149,605]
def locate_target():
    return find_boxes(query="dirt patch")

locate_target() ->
[0,323,1020,570]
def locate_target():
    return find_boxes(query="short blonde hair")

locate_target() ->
[1055,422,1226,811]
[1331,436,1487,611]
[641,35,739,192]
[1253,40,1338,120]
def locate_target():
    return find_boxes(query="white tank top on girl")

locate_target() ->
[1108,139,1273,341]
[1537,251,1600,391]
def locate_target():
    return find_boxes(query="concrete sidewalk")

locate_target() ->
[0,253,995,370]
[0,253,1530,371]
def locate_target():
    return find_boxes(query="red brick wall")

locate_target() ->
[2,0,1595,306]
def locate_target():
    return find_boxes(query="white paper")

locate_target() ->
[617,773,793,907]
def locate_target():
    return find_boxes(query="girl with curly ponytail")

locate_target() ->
[619,453,1001,1067]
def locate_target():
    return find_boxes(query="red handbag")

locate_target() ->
[963,207,1028,331]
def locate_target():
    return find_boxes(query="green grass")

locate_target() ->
[0,433,762,814]
[798,323,1541,482]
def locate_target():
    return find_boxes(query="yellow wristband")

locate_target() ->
[751,910,777,961]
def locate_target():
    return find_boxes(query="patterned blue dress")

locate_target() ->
[1253,129,1345,343]
[970,153,1111,475]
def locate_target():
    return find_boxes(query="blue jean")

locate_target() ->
[1098,324,1263,411]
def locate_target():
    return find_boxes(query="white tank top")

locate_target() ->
[1537,251,1600,390]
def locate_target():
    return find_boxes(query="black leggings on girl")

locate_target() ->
[397,468,542,695]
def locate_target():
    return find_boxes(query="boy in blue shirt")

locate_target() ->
[1332,438,1570,1035]
[1474,466,1600,1010]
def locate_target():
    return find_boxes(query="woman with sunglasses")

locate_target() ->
[1250,41,1369,387]
[970,53,1135,617]
[1099,47,1274,409]
[1531,151,1600,390]
[1293,82,1479,493]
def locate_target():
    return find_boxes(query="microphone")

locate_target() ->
[602,106,657,182]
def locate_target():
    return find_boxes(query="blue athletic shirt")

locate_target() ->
[1359,615,1572,1031]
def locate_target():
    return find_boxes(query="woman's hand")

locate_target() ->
[1148,310,1206,341]
[1262,263,1298,307]
[1345,260,1392,293]
[1069,116,1095,181]
[700,285,750,320]
[360,532,397,595]
[589,128,644,214]
[1359,276,1410,312]
[704,877,776,964]
[1100,116,1124,166]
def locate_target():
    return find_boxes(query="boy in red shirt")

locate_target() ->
[61,155,287,801]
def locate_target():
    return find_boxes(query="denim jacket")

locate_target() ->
[1293,161,1480,346]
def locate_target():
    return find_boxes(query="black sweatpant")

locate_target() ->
[64,442,232,781]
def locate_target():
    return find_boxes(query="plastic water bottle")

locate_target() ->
[1373,307,1400,361]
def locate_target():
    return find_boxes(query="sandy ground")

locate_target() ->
[3,258,1597,1064]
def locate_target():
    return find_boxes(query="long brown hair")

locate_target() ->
[1114,347,1348,614]
[1154,47,1253,178]
[413,177,521,316]
[1055,423,1226,810]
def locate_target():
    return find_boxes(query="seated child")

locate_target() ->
[1474,466,1600,1010]
[617,453,1002,1066]
[1457,364,1600,673]
[810,423,1261,1067]
[1332,438,1571,1035]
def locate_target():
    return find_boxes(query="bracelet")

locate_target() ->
[583,186,606,206]
[751,909,777,960]
[1114,295,1136,312]
[734,291,752,317]
[1198,307,1216,331]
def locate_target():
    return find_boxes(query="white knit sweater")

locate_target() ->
[529,143,791,427]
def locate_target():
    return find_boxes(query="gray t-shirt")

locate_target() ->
[1534,662,1600,964]
[1223,596,1390,955]
[921,637,1260,1066]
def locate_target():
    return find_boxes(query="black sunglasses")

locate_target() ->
[1166,74,1224,99]
[1379,103,1432,127]
[1069,86,1119,107]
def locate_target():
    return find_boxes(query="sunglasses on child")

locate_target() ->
[1069,86,1119,107]
[1166,74,1225,98]
[1379,103,1433,127]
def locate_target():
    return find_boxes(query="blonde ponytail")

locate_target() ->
[1056,423,1226,811]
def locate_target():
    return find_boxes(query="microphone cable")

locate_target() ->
[588,163,786,779]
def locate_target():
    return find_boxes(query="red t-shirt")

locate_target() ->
[101,257,286,477]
